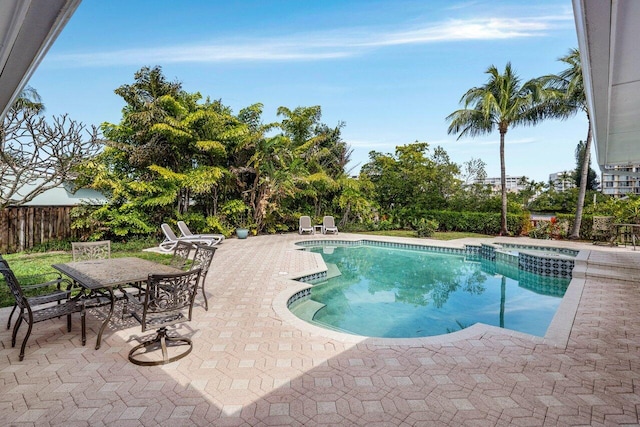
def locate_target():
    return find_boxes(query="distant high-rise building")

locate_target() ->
[476,176,526,193]
[601,164,640,197]
[549,171,576,192]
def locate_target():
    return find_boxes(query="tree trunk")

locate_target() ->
[570,116,592,239]
[499,129,508,235]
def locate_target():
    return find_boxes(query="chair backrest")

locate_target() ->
[191,244,217,283]
[140,269,201,332]
[0,265,29,311]
[299,216,312,228]
[323,216,335,228]
[177,221,194,237]
[592,216,614,232]
[72,240,111,261]
[161,223,179,241]
[170,241,194,269]
[0,254,8,268]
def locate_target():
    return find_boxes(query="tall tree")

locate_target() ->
[573,140,598,190]
[539,49,591,239]
[1,88,101,209]
[446,63,544,235]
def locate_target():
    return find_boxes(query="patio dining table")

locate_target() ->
[52,257,180,350]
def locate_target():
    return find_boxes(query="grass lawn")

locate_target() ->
[355,230,494,240]
[1,248,171,309]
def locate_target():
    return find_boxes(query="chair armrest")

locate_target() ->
[21,277,74,292]
[28,289,72,305]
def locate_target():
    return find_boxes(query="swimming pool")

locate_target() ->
[290,244,570,338]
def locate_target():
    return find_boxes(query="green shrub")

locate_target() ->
[412,218,439,237]
[417,211,524,236]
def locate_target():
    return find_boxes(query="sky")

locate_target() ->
[28,0,587,183]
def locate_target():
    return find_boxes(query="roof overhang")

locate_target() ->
[0,0,81,120]
[573,0,640,172]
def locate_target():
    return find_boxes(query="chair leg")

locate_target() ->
[128,327,193,366]
[81,311,86,346]
[12,315,22,347]
[6,304,17,330]
[67,314,72,332]
[18,321,33,361]
[202,282,208,311]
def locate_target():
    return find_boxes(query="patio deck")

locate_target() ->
[1,233,639,426]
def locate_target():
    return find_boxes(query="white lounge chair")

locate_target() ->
[177,221,225,244]
[299,216,314,234]
[159,223,218,252]
[322,216,338,234]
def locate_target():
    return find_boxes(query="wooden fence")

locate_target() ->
[0,206,81,254]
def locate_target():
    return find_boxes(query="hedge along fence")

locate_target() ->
[0,206,81,254]
[424,211,593,240]
[422,211,525,235]
[422,210,593,239]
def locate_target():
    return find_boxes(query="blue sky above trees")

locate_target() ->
[28,0,584,182]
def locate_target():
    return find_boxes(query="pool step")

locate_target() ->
[326,263,342,279]
[289,299,326,322]
[576,250,640,284]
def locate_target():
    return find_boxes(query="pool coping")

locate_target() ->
[273,236,585,349]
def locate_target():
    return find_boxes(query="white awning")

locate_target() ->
[0,0,81,119]
[573,0,640,171]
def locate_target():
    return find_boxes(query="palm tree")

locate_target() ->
[13,86,45,113]
[1,86,45,153]
[539,49,590,239]
[447,63,544,235]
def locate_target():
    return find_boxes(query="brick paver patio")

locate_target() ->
[0,233,639,426]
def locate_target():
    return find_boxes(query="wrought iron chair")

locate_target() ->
[0,265,86,361]
[592,216,615,245]
[191,244,217,311]
[170,241,194,270]
[71,240,116,307]
[125,269,201,366]
[72,240,111,261]
[1,255,74,331]
[121,242,193,320]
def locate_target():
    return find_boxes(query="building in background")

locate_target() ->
[600,165,640,198]
[549,171,576,192]
[476,176,527,193]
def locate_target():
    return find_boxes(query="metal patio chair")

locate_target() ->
[190,244,217,311]
[592,216,615,245]
[72,240,111,261]
[1,255,74,331]
[125,268,201,366]
[0,265,85,361]
[170,241,194,270]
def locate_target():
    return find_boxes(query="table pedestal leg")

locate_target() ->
[95,288,115,350]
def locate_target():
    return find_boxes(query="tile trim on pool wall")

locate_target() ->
[296,239,467,256]
[519,252,574,277]
[498,243,579,257]
[297,239,575,278]
[287,287,312,307]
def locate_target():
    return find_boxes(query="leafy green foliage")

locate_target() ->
[413,218,439,237]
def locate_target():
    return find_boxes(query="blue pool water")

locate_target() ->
[294,245,570,338]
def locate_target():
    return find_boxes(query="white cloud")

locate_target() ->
[48,14,573,67]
